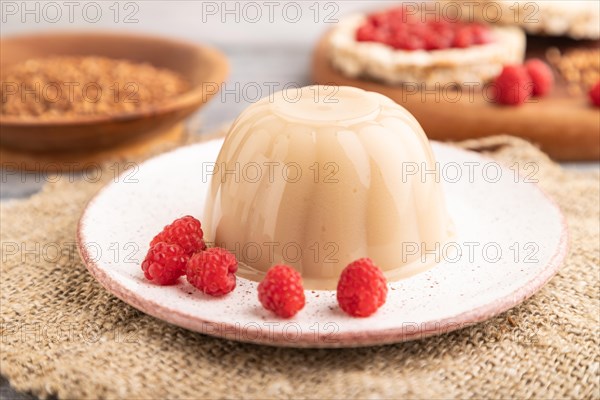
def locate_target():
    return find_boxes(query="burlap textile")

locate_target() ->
[1,133,599,399]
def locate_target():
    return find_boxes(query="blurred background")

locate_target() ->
[2,0,599,202]
[2,3,598,399]
[1,1,398,200]
[2,1,390,131]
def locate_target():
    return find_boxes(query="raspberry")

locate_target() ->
[141,242,188,285]
[258,265,305,318]
[150,215,206,257]
[356,7,493,51]
[396,35,425,51]
[424,32,452,51]
[471,24,493,45]
[356,25,378,42]
[492,65,532,106]
[525,59,554,97]
[336,258,388,317]
[589,81,600,107]
[186,247,237,296]
[452,27,474,48]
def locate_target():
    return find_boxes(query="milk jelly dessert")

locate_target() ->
[204,86,453,289]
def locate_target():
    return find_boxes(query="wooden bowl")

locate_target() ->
[0,32,228,152]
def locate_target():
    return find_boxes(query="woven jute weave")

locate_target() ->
[1,133,598,399]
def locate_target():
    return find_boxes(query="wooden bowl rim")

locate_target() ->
[0,31,229,127]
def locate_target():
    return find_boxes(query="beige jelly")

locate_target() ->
[204,85,453,289]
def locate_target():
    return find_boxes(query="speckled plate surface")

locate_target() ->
[77,139,568,348]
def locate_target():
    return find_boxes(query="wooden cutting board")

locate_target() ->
[312,33,600,161]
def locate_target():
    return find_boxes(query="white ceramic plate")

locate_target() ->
[78,139,568,348]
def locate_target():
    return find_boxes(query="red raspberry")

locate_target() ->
[186,247,237,296]
[356,24,383,42]
[258,265,305,318]
[525,59,554,97]
[398,35,425,51]
[150,216,206,257]
[356,7,493,51]
[142,242,188,285]
[356,25,373,42]
[368,12,391,28]
[452,27,474,48]
[589,81,600,107]
[336,258,388,317]
[492,65,533,106]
